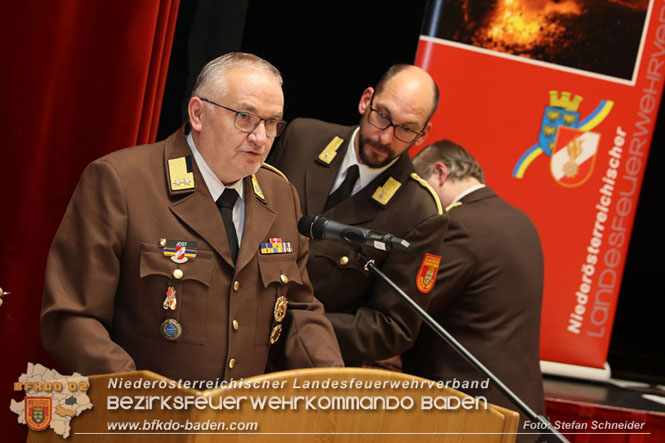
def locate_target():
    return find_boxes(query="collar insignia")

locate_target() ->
[251,174,266,202]
[168,156,195,192]
[371,176,401,206]
[317,136,344,165]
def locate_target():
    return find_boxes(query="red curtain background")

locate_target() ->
[0,1,179,439]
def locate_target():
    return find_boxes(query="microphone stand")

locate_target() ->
[354,249,569,443]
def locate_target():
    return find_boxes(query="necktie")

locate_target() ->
[216,189,239,263]
[324,164,359,212]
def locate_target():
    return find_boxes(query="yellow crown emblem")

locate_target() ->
[549,90,583,112]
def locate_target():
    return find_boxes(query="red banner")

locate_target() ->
[415,0,663,369]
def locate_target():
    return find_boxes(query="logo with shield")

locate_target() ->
[550,126,600,187]
[25,397,52,431]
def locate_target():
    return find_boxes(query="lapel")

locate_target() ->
[304,126,357,215]
[165,128,235,268]
[235,175,276,272]
[325,153,413,226]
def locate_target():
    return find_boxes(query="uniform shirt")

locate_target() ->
[187,132,245,245]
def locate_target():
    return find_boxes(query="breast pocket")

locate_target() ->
[255,257,303,345]
[138,243,213,344]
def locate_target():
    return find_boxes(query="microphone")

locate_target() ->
[298,215,410,251]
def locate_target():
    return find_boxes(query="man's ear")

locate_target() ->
[188,97,204,132]
[432,161,450,186]
[414,121,432,146]
[358,87,374,115]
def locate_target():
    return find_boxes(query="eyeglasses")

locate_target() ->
[199,97,287,137]
[367,97,424,143]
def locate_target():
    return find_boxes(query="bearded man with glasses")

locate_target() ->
[41,52,343,381]
[268,65,448,366]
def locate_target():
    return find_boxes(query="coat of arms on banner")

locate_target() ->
[25,397,52,431]
[539,91,582,155]
[513,90,613,183]
[550,126,600,187]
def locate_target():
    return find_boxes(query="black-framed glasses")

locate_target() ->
[367,97,424,143]
[200,97,287,137]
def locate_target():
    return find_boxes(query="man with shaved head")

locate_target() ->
[268,65,447,365]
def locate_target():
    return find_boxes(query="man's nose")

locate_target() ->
[377,125,394,146]
[248,120,268,146]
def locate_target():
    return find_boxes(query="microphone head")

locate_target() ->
[297,215,317,238]
[298,214,330,240]
[298,215,328,240]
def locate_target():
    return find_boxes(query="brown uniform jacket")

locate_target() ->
[269,118,447,364]
[402,187,545,439]
[41,128,343,381]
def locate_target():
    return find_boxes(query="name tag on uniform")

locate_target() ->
[159,238,198,263]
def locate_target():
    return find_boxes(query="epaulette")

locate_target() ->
[261,163,289,182]
[410,172,443,215]
[446,202,463,212]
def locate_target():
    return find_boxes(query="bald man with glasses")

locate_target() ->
[268,65,448,365]
[41,52,343,381]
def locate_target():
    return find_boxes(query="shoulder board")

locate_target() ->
[410,173,443,215]
[260,163,289,182]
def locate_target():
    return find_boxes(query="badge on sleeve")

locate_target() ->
[416,253,441,294]
[162,239,198,263]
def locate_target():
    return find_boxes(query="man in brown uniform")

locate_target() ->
[41,53,343,381]
[403,140,545,442]
[268,65,447,365]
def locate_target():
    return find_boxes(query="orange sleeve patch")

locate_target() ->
[416,253,441,294]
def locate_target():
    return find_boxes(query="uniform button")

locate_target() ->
[228,358,236,369]
[232,320,239,330]
[233,281,240,291]
[280,274,289,284]
[339,256,349,266]
[172,269,184,280]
